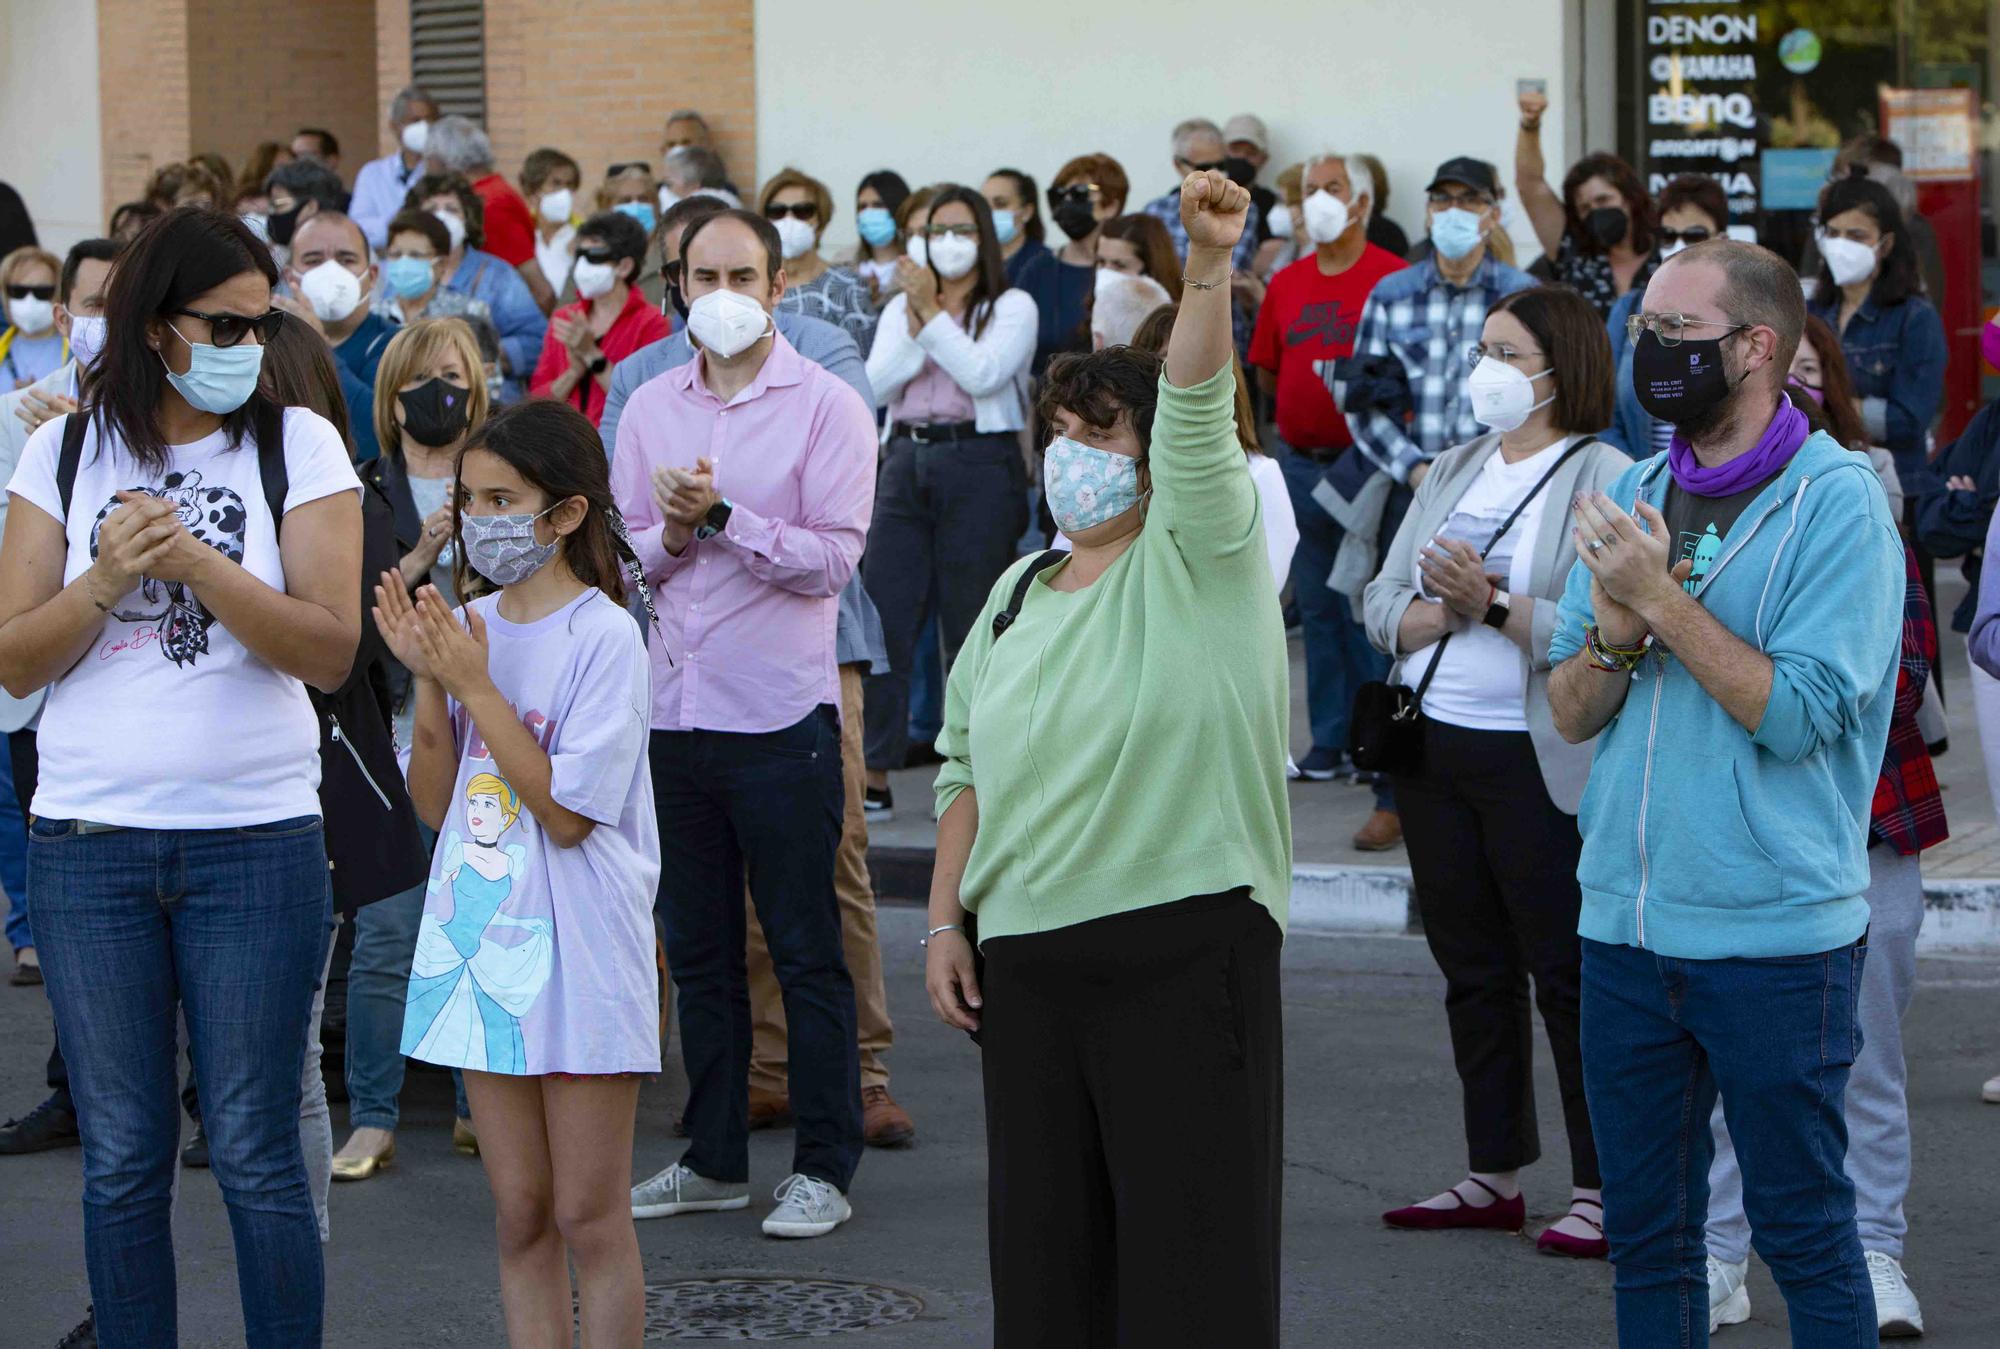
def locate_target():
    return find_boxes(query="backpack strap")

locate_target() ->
[991,549,1069,641]
[254,400,289,538]
[56,409,88,520]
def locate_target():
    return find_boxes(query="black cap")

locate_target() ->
[1425,156,1500,199]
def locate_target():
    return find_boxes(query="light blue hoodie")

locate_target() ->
[1550,430,1903,960]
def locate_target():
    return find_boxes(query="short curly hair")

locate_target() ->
[1037,346,1165,451]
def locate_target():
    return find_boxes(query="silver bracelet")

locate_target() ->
[921,923,965,947]
[1183,272,1227,291]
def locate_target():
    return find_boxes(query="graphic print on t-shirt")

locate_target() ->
[1677,523,1724,593]
[87,470,247,667]
[1286,300,1357,349]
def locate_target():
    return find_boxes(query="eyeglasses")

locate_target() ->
[1428,190,1493,211]
[5,284,55,301]
[765,202,819,222]
[606,161,652,179]
[1048,183,1098,206]
[1179,159,1225,174]
[1657,227,1714,247]
[1466,342,1545,369]
[173,307,285,348]
[925,223,978,240]
[1625,312,1747,348]
[576,247,618,265]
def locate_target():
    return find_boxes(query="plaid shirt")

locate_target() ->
[1872,543,1948,855]
[1335,255,1535,484]
[1142,189,1263,352]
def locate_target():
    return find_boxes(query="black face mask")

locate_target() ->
[1223,156,1258,189]
[1051,198,1099,242]
[267,204,305,247]
[666,276,689,323]
[1585,205,1629,250]
[1630,327,1747,435]
[397,376,471,448]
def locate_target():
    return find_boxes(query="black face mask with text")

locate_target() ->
[1630,326,1748,437]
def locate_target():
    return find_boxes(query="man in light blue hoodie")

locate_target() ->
[1548,239,1903,1347]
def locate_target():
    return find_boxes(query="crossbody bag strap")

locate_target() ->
[991,549,1069,641]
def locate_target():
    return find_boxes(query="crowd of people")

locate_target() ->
[0,80,1996,1348]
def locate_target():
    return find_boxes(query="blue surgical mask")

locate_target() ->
[856,207,897,248]
[614,201,657,232]
[990,208,1018,246]
[160,321,264,415]
[461,504,562,586]
[1043,435,1145,534]
[384,255,437,298]
[1430,208,1486,262]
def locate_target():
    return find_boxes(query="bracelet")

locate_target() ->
[1590,623,1649,658]
[82,571,112,613]
[1183,273,1228,291]
[1582,624,1647,672]
[921,923,965,948]
[1521,119,1542,132]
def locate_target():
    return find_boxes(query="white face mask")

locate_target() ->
[1820,233,1880,287]
[572,256,619,300]
[433,209,467,253]
[658,185,681,215]
[906,234,929,268]
[1265,202,1295,239]
[927,233,979,280]
[773,215,817,261]
[1659,239,1689,261]
[297,260,366,322]
[537,188,573,225]
[686,287,772,359]
[402,119,430,155]
[1466,356,1555,433]
[67,314,108,369]
[7,295,55,335]
[1302,189,1351,245]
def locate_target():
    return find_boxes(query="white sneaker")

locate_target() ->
[630,1162,749,1220]
[1982,1071,2000,1103]
[760,1172,852,1239]
[1866,1250,1925,1338]
[1708,1255,1751,1333]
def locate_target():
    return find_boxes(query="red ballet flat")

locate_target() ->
[1536,1197,1609,1259]
[1382,1176,1526,1232]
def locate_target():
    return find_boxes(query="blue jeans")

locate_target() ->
[908,612,944,746]
[0,743,28,951]
[30,816,331,1349]
[1580,936,1874,1348]
[344,868,469,1130]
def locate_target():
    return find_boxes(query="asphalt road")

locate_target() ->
[3,907,1997,1346]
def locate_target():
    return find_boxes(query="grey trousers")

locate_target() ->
[1708,848,1923,1262]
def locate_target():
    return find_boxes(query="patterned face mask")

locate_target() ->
[1043,435,1146,534]
[461,504,562,586]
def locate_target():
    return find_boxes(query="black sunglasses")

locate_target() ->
[1181,159,1225,174]
[5,284,54,301]
[607,161,652,179]
[1048,183,1095,205]
[765,202,819,222]
[173,307,285,349]
[1658,227,1715,246]
[577,247,618,265]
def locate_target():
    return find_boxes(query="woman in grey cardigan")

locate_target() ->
[1363,285,1630,1258]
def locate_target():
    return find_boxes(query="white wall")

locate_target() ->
[755,0,1577,264]
[0,0,104,257]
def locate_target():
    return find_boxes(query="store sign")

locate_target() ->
[1642,2,1766,231]
[1880,88,1977,183]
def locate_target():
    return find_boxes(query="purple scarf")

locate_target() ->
[1668,398,1810,498]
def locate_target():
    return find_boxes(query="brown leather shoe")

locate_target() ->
[1352,809,1403,852]
[862,1085,916,1148]
[672,1087,794,1137]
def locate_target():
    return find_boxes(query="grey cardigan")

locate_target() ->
[1361,431,1631,814]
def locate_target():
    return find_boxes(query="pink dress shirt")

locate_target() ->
[610,330,878,733]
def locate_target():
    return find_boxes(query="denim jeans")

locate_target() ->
[0,741,28,951]
[908,612,944,747]
[651,706,863,1190]
[30,816,332,1349]
[1581,936,1874,1348]
[344,870,469,1129]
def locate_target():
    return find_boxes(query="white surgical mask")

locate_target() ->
[67,314,108,369]
[773,215,817,261]
[7,295,55,336]
[1302,189,1351,245]
[1265,202,1295,239]
[433,209,467,253]
[927,233,979,280]
[1820,233,1880,287]
[537,188,573,225]
[401,120,430,156]
[572,257,619,300]
[658,186,681,215]
[240,211,271,242]
[297,260,366,323]
[686,288,772,359]
[1466,356,1555,433]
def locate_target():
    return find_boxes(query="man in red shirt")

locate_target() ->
[1249,153,1405,799]
[529,210,671,426]
[426,114,536,268]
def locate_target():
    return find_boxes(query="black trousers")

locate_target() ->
[861,431,1028,773]
[1392,718,1599,1187]
[7,728,68,1113]
[981,891,1283,1349]
[649,706,862,1190]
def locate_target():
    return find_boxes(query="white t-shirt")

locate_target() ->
[1406,436,1573,733]
[535,224,575,297]
[1246,452,1299,590]
[6,407,362,827]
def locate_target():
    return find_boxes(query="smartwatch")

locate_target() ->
[694,497,733,541]
[1482,590,1512,629]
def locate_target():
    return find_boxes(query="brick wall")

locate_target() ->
[375,0,412,158]
[97,0,194,213]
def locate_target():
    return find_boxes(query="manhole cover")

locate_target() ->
[644,1276,925,1340]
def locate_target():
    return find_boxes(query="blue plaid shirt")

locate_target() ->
[1143,188,1263,351]
[1334,254,1535,484]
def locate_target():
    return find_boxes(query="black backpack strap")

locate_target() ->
[992,549,1069,641]
[254,400,289,538]
[56,410,88,520]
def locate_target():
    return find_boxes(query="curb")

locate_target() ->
[870,848,2000,951]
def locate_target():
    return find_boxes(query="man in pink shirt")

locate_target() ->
[611,209,876,1240]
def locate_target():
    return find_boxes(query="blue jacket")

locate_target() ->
[330,311,394,463]
[1914,397,2000,632]
[1806,292,1947,481]
[1601,289,1657,460]
[447,249,548,402]
[1550,430,1903,960]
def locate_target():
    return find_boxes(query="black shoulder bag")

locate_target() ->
[1348,438,1593,775]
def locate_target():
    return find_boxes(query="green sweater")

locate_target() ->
[935,363,1293,943]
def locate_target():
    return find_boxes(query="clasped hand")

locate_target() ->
[373,573,491,699]
[93,491,212,591]
[1570,492,1693,640]
[651,457,718,526]
[1417,536,1498,619]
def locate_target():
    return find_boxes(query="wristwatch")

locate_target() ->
[1482,591,1512,629]
[694,497,733,541]
[586,354,608,375]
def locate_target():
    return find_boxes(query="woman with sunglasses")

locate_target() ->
[1,246,66,391]
[762,168,878,355]
[1603,174,1728,459]
[0,206,362,1345]
[529,210,669,428]
[1016,154,1129,374]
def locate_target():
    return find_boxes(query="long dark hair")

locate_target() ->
[1797,313,1870,451]
[921,183,1007,339]
[450,400,645,616]
[1815,176,1920,309]
[987,168,1044,245]
[83,206,280,472]
[857,170,911,223]
[1096,214,1183,291]
[1561,152,1655,256]
[257,311,354,459]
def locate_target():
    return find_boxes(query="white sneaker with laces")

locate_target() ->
[1866,1250,1924,1338]
[1708,1255,1751,1333]
[761,1173,852,1239]
[630,1162,749,1220]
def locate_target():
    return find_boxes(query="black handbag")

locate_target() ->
[1347,438,1594,775]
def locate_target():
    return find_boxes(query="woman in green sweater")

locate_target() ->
[923,170,1291,1349]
